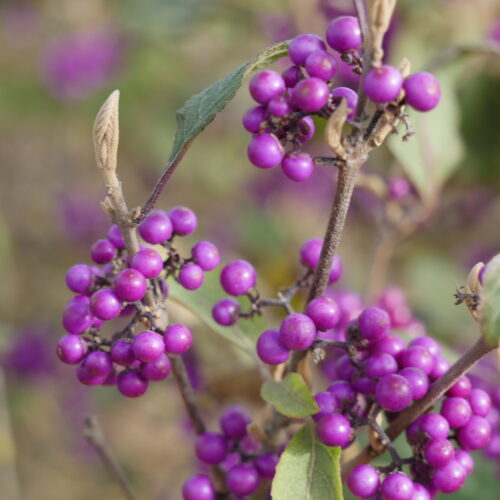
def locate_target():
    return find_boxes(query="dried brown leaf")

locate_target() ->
[324,98,348,159]
[93,90,120,172]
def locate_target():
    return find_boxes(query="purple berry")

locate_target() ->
[297,115,315,143]
[182,474,215,500]
[220,260,256,296]
[313,391,339,422]
[65,264,93,294]
[282,65,302,87]
[168,206,197,236]
[139,211,173,244]
[331,86,358,120]
[305,296,341,330]
[131,248,163,278]
[256,329,290,365]
[57,334,87,364]
[76,362,106,386]
[226,463,259,496]
[114,268,147,302]
[317,413,351,447]
[375,374,412,412]
[107,224,126,249]
[178,263,204,290]
[429,355,450,380]
[110,340,136,366]
[164,323,192,354]
[212,298,241,326]
[432,459,466,493]
[140,353,171,381]
[62,300,94,334]
[365,353,398,378]
[292,77,329,112]
[305,50,337,81]
[300,238,322,268]
[399,346,435,376]
[403,72,441,112]
[219,405,250,440]
[457,415,492,450]
[441,397,472,428]
[255,453,279,479]
[243,106,267,133]
[247,133,284,169]
[132,330,165,362]
[399,367,429,400]
[83,351,113,378]
[249,70,285,105]
[281,151,314,182]
[90,238,116,264]
[419,413,450,440]
[268,95,292,117]
[279,313,317,351]
[446,376,472,398]
[411,483,432,500]
[192,241,220,271]
[327,380,357,403]
[364,65,403,103]
[423,438,455,467]
[117,370,148,397]
[454,449,474,476]
[288,34,326,65]
[347,464,380,499]
[388,176,411,200]
[195,432,228,465]
[469,388,492,417]
[329,255,343,283]
[381,472,414,500]
[358,307,390,342]
[408,336,441,357]
[370,333,406,359]
[326,16,362,52]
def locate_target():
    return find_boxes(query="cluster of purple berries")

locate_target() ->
[57,206,220,397]
[182,406,279,499]
[243,15,441,182]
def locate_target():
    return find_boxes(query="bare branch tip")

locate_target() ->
[93,90,121,172]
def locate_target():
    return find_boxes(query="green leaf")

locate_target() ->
[261,373,319,418]
[272,422,343,500]
[387,67,464,202]
[479,253,500,346]
[164,40,289,173]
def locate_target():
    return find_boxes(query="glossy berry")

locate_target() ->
[139,211,173,244]
[399,346,434,376]
[441,397,472,428]
[454,449,474,476]
[305,296,340,330]
[76,363,106,386]
[419,413,450,440]
[182,474,215,500]
[376,374,412,412]
[432,459,466,493]
[178,263,204,290]
[57,334,86,364]
[370,333,405,359]
[430,355,450,379]
[107,224,126,249]
[133,330,165,362]
[331,86,358,120]
[305,50,337,80]
[195,432,228,465]
[424,438,455,467]
[446,376,471,398]
[380,472,414,500]
[140,353,171,381]
[326,16,362,52]
[62,300,94,334]
[226,464,259,496]
[469,388,492,417]
[365,353,398,379]
[255,453,279,479]
[288,33,326,65]
[282,65,302,87]
[347,464,380,499]
[168,206,197,236]
[411,483,432,500]
[358,307,390,342]
[313,391,338,422]
[242,106,267,133]
[317,413,351,447]
[117,370,148,398]
[110,340,136,366]
[131,248,163,278]
[457,415,491,450]
[328,380,356,403]
[83,351,113,378]
[220,260,256,296]
[249,70,285,104]
[247,133,284,169]
[292,77,329,112]
[90,239,116,264]
[398,367,429,400]
[256,329,290,365]
[192,241,220,271]
[220,405,250,440]
[65,264,92,294]
[281,151,314,182]
[164,323,192,354]
[114,268,147,302]
[212,298,241,326]
[268,95,292,117]
[364,65,403,103]
[300,238,323,268]
[279,313,317,351]
[403,72,440,111]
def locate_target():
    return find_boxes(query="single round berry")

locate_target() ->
[114,268,147,302]
[178,263,204,290]
[288,33,327,65]
[446,375,471,398]
[364,65,403,103]
[297,115,315,143]
[131,248,163,278]
[399,346,435,376]
[268,95,292,117]
[107,224,126,249]
[326,16,362,52]
[90,288,121,320]
[110,340,136,366]
[369,333,406,359]
[454,449,474,476]
[399,367,429,400]
[358,307,390,342]
[254,453,279,479]
[365,353,398,379]
[226,463,259,496]
[139,211,173,244]
[409,336,441,357]
[219,405,250,441]
[247,133,284,169]
[305,50,337,81]
[182,474,215,500]
[469,388,492,417]
[83,351,113,378]
[220,260,256,296]
[90,238,116,264]
[242,106,267,133]
[256,329,290,365]
[133,330,165,362]
[140,353,171,381]
[192,241,220,271]
[430,355,450,379]
[168,206,197,236]
[249,70,285,105]
[292,77,329,112]
[388,176,411,200]
[313,391,338,422]
[403,72,441,112]
[331,86,358,120]
[432,459,466,493]
[57,334,87,364]
[76,363,106,386]
[347,464,380,499]
[164,323,192,354]
[305,296,341,330]
[457,415,492,450]
[65,264,93,294]
[212,298,240,326]
[62,300,94,334]
[381,472,414,500]
[317,413,351,447]
[411,483,432,500]
[419,413,450,440]
[279,313,317,351]
[300,238,322,268]
[327,380,357,403]
[117,370,148,398]
[424,438,455,468]
[376,374,412,412]
[282,65,302,87]
[441,397,472,428]
[195,432,228,465]
[281,151,314,182]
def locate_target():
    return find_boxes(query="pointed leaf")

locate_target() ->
[479,253,500,346]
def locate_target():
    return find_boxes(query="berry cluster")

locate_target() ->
[57,206,220,397]
[182,406,279,499]
[243,16,441,183]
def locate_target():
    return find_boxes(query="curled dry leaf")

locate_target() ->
[368,0,398,66]
[324,98,348,160]
[368,411,386,454]
[93,90,120,173]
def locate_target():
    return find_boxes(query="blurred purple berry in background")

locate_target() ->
[488,19,500,44]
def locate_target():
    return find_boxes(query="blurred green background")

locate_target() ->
[1,0,500,498]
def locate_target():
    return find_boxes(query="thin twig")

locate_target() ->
[84,416,138,500]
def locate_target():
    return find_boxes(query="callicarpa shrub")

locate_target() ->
[57,1,500,499]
